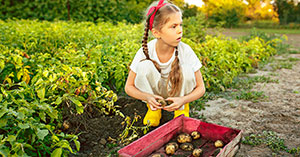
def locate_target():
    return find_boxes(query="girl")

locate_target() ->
[125,0,205,127]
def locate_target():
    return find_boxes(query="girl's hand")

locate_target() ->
[163,97,185,112]
[146,94,164,111]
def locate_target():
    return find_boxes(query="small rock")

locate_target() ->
[100,138,107,145]
[92,141,98,145]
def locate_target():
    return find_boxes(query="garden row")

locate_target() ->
[0,19,284,156]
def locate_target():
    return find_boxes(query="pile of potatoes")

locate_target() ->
[152,131,224,157]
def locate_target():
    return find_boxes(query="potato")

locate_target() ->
[192,148,203,157]
[151,153,165,157]
[191,131,201,140]
[180,143,194,151]
[63,120,70,130]
[166,142,179,150]
[214,140,224,148]
[177,133,192,143]
[165,144,176,155]
[157,99,167,107]
[158,99,172,107]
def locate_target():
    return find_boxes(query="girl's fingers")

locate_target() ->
[150,100,162,109]
[149,104,157,111]
[163,103,176,111]
[154,95,164,101]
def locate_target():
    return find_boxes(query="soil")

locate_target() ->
[195,53,300,157]
[65,32,300,157]
[66,97,174,157]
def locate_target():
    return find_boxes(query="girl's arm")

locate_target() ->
[125,70,164,110]
[164,70,205,111]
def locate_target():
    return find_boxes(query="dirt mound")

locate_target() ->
[65,96,174,156]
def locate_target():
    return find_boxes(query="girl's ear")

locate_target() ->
[151,28,161,39]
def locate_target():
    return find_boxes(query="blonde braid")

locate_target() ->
[167,47,182,97]
[141,22,161,73]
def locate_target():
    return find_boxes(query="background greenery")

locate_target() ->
[1,0,299,28]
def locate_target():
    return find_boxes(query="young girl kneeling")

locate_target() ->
[125,0,205,127]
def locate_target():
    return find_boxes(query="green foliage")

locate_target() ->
[239,28,289,55]
[231,76,278,90]
[184,35,278,91]
[233,90,265,102]
[119,115,150,145]
[243,131,300,154]
[274,0,300,24]
[202,0,246,28]
[182,4,201,19]
[0,0,153,24]
[183,13,207,42]
[0,19,286,155]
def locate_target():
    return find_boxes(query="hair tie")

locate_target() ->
[146,0,168,30]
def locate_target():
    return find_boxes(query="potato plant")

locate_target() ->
[0,19,284,156]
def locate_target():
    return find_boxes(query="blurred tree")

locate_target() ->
[182,4,201,18]
[274,0,300,24]
[202,0,246,27]
[169,0,185,9]
[245,0,278,21]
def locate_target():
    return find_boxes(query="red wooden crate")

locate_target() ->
[118,115,242,157]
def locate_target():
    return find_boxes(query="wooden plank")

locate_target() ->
[226,145,239,157]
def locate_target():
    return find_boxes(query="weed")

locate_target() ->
[233,90,266,102]
[243,131,300,155]
[119,114,150,145]
[231,75,278,90]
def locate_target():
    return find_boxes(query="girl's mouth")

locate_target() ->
[177,37,181,41]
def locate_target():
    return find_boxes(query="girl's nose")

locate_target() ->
[177,26,182,34]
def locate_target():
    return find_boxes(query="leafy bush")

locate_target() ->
[239,28,289,55]
[183,13,207,42]
[183,35,277,91]
[0,0,152,24]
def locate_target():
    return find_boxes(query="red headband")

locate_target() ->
[146,0,168,30]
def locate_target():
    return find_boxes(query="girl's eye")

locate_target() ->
[172,25,176,28]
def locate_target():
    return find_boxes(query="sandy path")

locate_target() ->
[194,53,300,156]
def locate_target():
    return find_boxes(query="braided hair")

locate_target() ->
[142,2,182,97]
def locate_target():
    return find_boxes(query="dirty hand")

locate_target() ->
[163,97,185,112]
[146,94,164,111]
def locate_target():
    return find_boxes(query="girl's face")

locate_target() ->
[156,12,183,47]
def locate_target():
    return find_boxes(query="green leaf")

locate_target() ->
[70,97,84,114]
[0,147,10,157]
[23,143,36,151]
[55,97,62,105]
[43,70,49,77]
[0,104,8,118]
[6,135,16,142]
[69,97,82,107]
[39,112,46,122]
[51,148,62,157]
[0,94,3,102]
[1,87,8,97]
[74,140,80,151]
[18,123,30,129]
[52,135,60,143]
[37,88,45,100]
[37,129,49,140]
[0,119,7,128]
